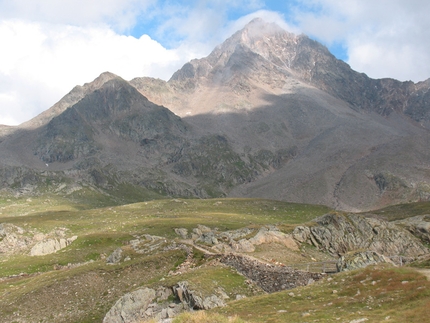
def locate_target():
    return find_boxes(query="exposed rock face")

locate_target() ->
[0,223,32,255]
[220,253,323,293]
[30,236,77,256]
[248,226,299,251]
[336,251,394,272]
[182,225,298,254]
[103,288,157,323]
[394,215,430,244]
[103,283,227,323]
[292,213,429,259]
[0,223,78,256]
[172,281,226,310]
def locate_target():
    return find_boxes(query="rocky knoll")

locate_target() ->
[0,223,77,256]
[176,225,298,254]
[103,282,228,323]
[292,213,429,259]
[103,286,185,323]
[219,253,323,293]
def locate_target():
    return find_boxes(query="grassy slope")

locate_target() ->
[0,195,330,322]
[1,196,429,322]
[213,265,430,323]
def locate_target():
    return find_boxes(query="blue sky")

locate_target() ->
[1,0,429,125]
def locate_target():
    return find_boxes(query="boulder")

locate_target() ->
[103,288,156,323]
[174,228,188,239]
[106,248,123,264]
[196,231,218,245]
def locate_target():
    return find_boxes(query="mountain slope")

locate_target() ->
[130,18,430,210]
[1,18,430,211]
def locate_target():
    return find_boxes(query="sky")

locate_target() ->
[1,0,430,125]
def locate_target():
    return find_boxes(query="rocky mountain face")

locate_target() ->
[1,18,430,211]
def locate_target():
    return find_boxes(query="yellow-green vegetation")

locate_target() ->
[365,201,430,221]
[1,196,330,277]
[0,249,187,322]
[0,195,330,322]
[151,265,262,299]
[1,195,429,323]
[213,265,430,323]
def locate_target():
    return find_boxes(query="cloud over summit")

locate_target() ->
[0,0,429,125]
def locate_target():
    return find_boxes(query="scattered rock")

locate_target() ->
[235,294,246,300]
[174,228,188,239]
[106,248,123,264]
[350,318,368,323]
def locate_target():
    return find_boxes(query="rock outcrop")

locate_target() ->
[172,281,227,310]
[106,248,123,264]
[0,223,32,255]
[178,225,298,254]
[248,226,299,251]
[394,215,430,244]
[103,288,157,323]
[0,223,78,256]
[103,282,228,323]
[336,251,394,272]
[30,236,77,256]
[292,213,429,259]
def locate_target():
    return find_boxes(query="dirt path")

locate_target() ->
[415,269,430,281]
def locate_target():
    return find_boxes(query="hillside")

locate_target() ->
[0,195,429,322]
[1,18,430,211]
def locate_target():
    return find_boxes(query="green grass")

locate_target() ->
[2,195,429,322]
[364,200,430,221]
[0,197,330,278]
[213,265,430,323]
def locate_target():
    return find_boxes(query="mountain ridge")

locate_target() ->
[1,18,430,211]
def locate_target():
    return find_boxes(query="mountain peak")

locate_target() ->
[238,17,286,41]
[20,72,122,129]
[169,18,306,85]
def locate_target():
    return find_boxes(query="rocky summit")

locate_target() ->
[1,18,430,211]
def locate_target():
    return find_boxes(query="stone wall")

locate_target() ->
[219,253,323,293]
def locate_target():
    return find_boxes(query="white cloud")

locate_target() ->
[291,0,430,81]
[1,1,429,125]
[0,20,199,125]
[0,0,154,31]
